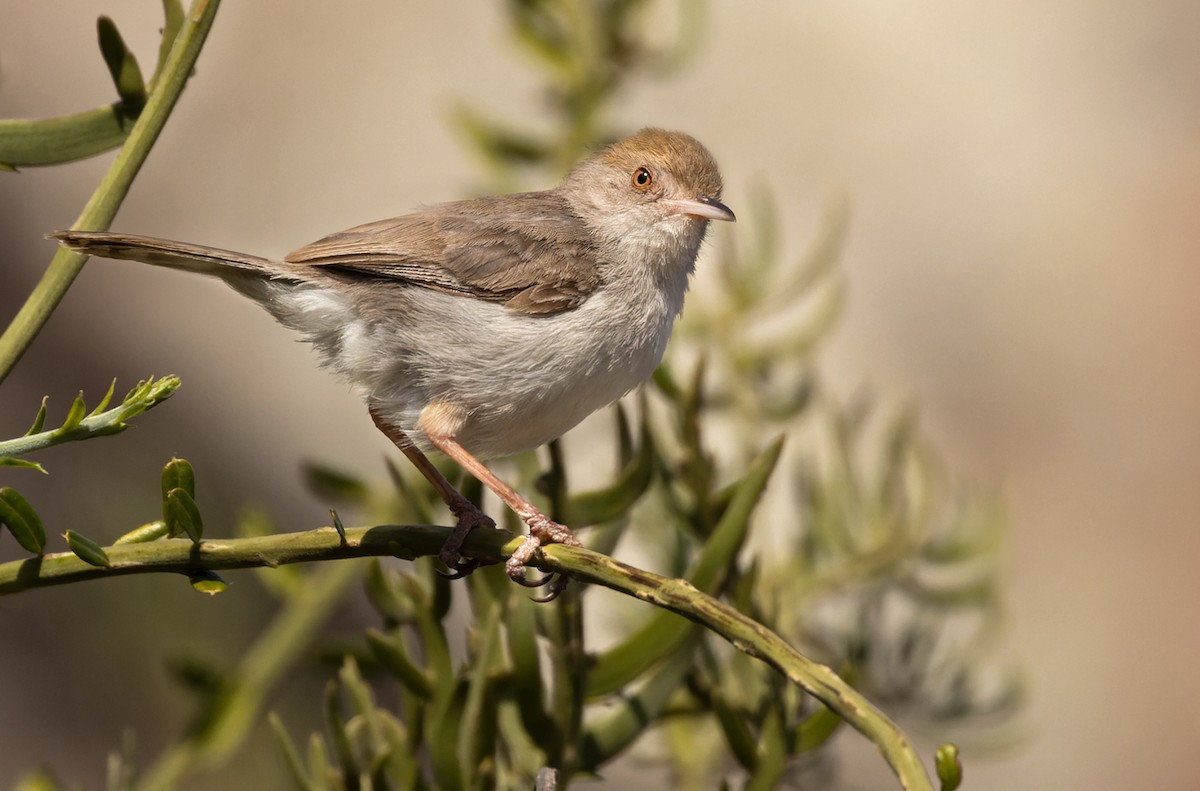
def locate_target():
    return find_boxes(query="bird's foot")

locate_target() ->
[505,514,583,601]
[436,495,497,578]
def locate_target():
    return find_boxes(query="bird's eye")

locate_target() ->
[632,166,653,189]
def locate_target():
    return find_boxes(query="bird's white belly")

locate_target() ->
[314,282,680,458]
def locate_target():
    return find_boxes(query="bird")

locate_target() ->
[51,127,735,597]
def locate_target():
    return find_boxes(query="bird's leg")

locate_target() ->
[369,407,495,575]
[425,433,582,597]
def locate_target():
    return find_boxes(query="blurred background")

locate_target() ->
[3,1,1199,788]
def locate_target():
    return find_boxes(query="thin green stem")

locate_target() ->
[0,376,179,458]
[544,441,586,779]
[0,0,223,383]
[0,524,507,594]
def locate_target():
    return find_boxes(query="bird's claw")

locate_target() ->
[436,500,581,602]
[507,558,569,602]
[511,570,556,588]
[503,517,583,601]
[529,574,571,602]
[437,557,484,580]
[436,497,498,578]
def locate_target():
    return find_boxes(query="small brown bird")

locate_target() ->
[52,128,734,595]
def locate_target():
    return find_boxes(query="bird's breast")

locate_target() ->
[323,255,691,459]
[447,279,680,456]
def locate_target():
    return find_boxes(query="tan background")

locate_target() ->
[3,1,1199,788]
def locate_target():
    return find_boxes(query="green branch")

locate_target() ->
[0,524,498,594]
[0,0,223,383]
[0,522,937,791]
[0,376,179,461]
[541,544,937,791]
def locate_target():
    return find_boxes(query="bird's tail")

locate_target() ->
[48,230,288,279]
[48,230,353,355]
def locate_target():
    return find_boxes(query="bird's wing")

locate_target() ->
[283,192,601,315]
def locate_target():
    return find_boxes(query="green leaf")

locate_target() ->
[53,392,87,436]
[563,416,656,525]
[24,397,47,435]
[161,457,196,499]
[454,108,551,166]
[114,520,169,544]
[417,583,464,789]
[509,3,571,67]
[409,576,454,686]
[506,595,560,757]
[772,196,850,310]
[339,657,387,757]
[376,711,418,787]
[579,634,700,769]
[0,487,46,553]
[165,487,203,542]
[323,680,359,778]
[304,734,332,789]
[363,560,416,623]
[744,704,786,791]
[97,17,146,109]
[0,458,46,474]
[651,362,684,402]
[0,106,136,169]
[384,457,438,524]
[65,530,110,567]
[189,571,227,595]
[304,462,370,504]
[586,436,785,698]
[426,681,466,790]
[711,690,758,771]
[458,604,503,781]
[88,379,117,417]
[365,627,432,699]
[268,712,317,791]
[118,375,180,420]
[936,743,963,791]
[794,703,843,752]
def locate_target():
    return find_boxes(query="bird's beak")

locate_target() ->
[662,196,737,223]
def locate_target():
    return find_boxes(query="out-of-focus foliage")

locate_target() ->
[0,1,185,169]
